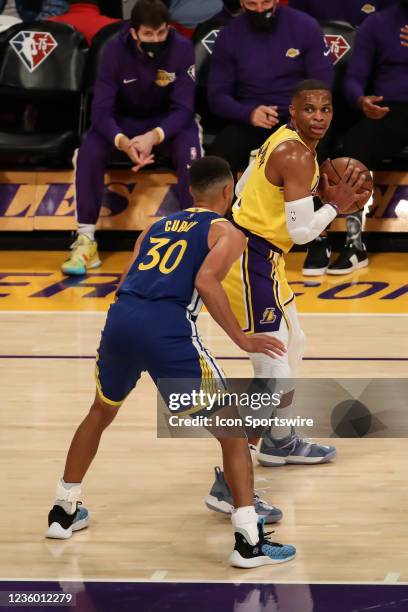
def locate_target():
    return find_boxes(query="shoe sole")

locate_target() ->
[205,495,283,523]
[46,516,89,539]
[61,259,102,277]
[229,550,296,568]
[257,449,336,466]
[302,267,328,276]
[326,259,368,276]
[205,495,234,515]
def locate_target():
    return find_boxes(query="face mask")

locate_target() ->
[246,8,276,31]
[223,0,242,13]
[140,40,167,59]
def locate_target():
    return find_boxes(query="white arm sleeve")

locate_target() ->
[285,196,337,245]
[235,160,255,197]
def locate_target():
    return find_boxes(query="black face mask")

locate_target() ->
[223,0,242,13]
[140,40,167,59]
[246,8,276,31]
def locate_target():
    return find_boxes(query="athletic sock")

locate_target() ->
[55,478,81,516]
[231,506,259,545]
[346,211,363,250]
[78,224,96,242]
[268,387,295,440]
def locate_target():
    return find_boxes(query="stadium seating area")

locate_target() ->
[0,16,407,170]
[0,5,407,236]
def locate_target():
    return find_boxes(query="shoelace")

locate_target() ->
[254,494,275,509]
[278,435,312,451]
[261,529,283,548]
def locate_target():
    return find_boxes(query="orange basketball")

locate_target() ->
[319,157,373,213]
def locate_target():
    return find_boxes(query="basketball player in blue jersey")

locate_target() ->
[45,156,297,568]
[206,81,369,518]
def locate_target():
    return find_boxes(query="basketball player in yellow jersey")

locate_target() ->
[206,81,369,512]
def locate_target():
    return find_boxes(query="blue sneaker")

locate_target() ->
[229,517,296,568]
[258,429,336,466]
[46,503,89,539]
[205,466,282,523]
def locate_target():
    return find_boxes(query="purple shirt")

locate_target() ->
[207,7,334,123]
[91,26,196,143]
[288,0,397,26]
[345,3,408,105]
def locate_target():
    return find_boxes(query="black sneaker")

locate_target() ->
[46,503,89,539]
[229,518,296,568]
[302,237,331,276]
[327,243,368,275]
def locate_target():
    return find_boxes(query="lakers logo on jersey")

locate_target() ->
[260,307,277,325]
[286,48,300,58]
[257,142,270,169]
[155,69,176,87]
[361,4,375,14]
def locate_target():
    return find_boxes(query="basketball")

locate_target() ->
[319,157,373,213]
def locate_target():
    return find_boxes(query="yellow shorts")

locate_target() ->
[223,229,294,334]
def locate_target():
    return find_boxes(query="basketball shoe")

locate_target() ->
[61,235,101,276]
[229,517,296,568]
[46,503,89,539]
[205,466,283,523]
[258,429,336,466]
[302,236,331,276]
[327,243,368,275]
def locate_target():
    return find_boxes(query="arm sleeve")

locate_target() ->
[157,40,196,140]
[302,18,334,88]
[207,28,255,123]
[344,18,377,106]
[285,196,337,244]
[91,42,123,143]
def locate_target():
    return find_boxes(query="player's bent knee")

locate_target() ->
[91,391,121,424]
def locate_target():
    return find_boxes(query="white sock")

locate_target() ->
[269,388,296,440]
[78,224,96,242]
[55,478,81,515]
[231,505,259,546]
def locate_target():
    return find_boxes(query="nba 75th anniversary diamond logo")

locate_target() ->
[323,34,351,65]
[9,31,58,73]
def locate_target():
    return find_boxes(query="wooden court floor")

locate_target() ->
[0,251,407,584]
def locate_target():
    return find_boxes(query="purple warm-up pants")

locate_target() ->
[75,116,202,224]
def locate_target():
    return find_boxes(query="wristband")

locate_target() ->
[328,202,340,215]
[114,133,126,149]
[154,127,165,144]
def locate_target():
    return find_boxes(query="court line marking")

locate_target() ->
[150,571,168,581]
[384,572,401,583]
[4,312,408,319]
[0,355,407,361]
[2,578,408,585]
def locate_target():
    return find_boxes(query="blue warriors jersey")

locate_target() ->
[118,208,228,316]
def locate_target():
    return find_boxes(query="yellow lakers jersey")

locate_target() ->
[232,124,320,253]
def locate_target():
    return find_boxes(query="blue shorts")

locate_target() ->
[95,295,226,412]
